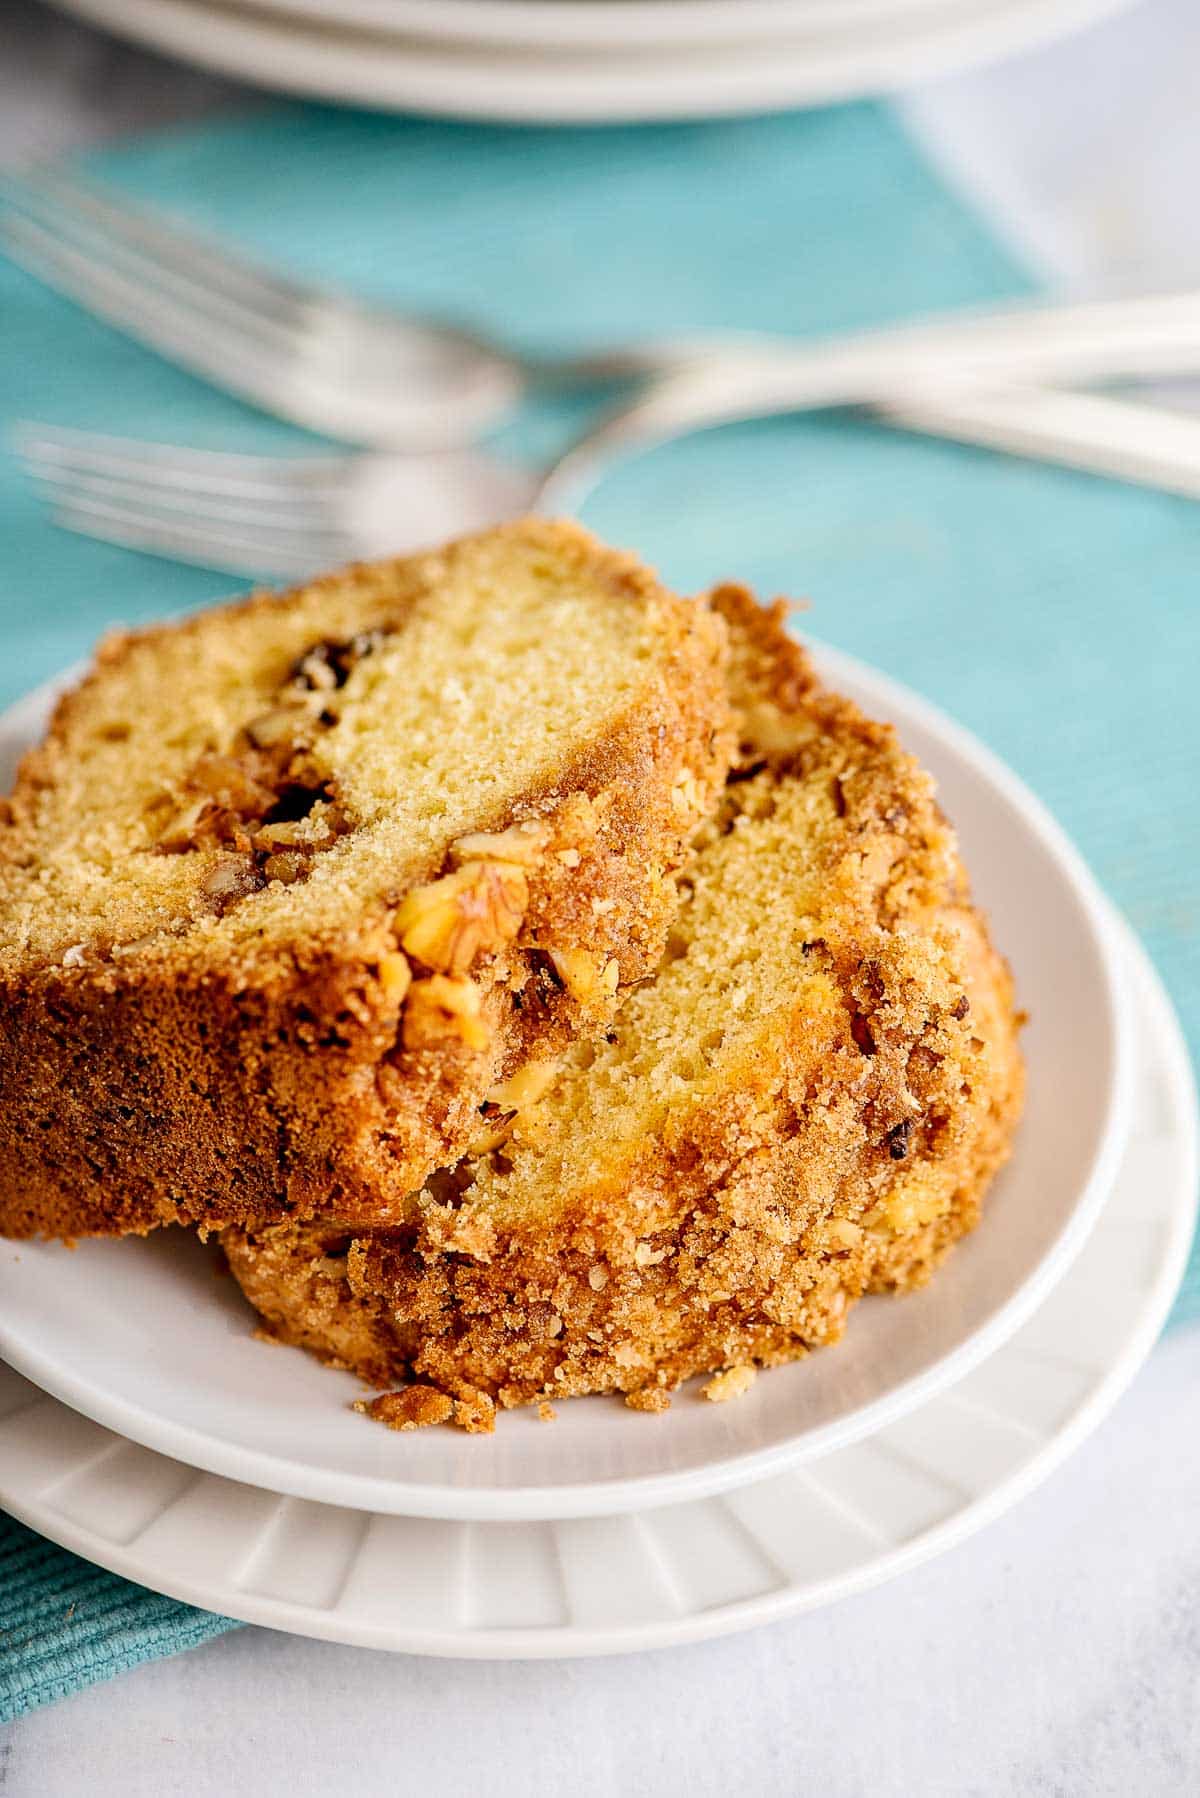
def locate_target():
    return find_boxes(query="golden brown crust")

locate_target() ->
[224,588,1025,1426]
[0,522,732,1238]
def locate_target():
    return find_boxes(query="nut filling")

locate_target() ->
[153,629,393,909]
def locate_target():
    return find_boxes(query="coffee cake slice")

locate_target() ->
[223,586,1024,1427]
[0,521,731,1237]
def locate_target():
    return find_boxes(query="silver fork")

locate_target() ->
[0,165,743,448]
[19,380,1200,581]
[15,426,537,577]
[10,166,1200,450]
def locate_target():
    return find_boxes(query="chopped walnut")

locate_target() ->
[403,974,490,1052]
[467,1059,559,1155]
[549,947,620,1008]
[155,796,211,852]
[202,853,265,913]
[290,647,340,692]
[396,861,528,976]
[252,804,342,851]
[376,950,412,1004]
[449,820,549,867]
[486,1059,560,1111]
[289,629,389,692]
[261,851,308,884]
[467,1117,515,1158]
[184,753,278,814]
[244,704,312,749]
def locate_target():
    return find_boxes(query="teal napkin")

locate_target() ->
[1,97,1196,1722]
[0,1516,232,1719]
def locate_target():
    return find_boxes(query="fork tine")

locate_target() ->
[16,423,366,548]
[22,166,312,326]
[26,461,339,533]
[0,207,416,444]
[49,492,353,580]
[16,424,354,505]
[1,180,301,358]
[0,209,303,420]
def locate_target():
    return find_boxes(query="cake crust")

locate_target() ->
[0,522,732,1238]
[224,586,1025,1425]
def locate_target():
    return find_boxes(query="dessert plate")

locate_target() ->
[0,642,1132,1519]
[0,917,1190,1656]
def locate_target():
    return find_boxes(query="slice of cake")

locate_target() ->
[0,521,732,1238]
[223,585,1024,1428]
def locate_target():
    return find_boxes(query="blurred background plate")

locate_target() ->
[0,641,1131,1521]
[43,0,1139,122]
[220,0,1013,53]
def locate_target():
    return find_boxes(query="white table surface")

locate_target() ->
[2,2,1198,1790]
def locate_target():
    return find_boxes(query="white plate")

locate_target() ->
[44,0,1137,123]
[0,918,1191,1657]
[224,0,1001,54]
[0,643,1132,1520]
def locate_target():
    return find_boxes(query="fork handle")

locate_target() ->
[539,374,1200,516]
[878,384,1200,500]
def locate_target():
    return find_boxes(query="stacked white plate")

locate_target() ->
[1,641,1195,1657]
[46,0,1138,122]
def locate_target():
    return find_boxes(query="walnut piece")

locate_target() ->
[155,797,210,852]
[403,974,489,1052]
[261,851,308,884]
[485,1059,560,1111]
[449,820,549,867]
[550,947,620,1008]
[395,861,528,976]
[467,1056,560,1153]
[244,704,312,749]
[376,950,412,1004]
[202,853,265,913]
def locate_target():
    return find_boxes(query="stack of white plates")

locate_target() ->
[1,644,1195,1656]
[48,0,1137,122]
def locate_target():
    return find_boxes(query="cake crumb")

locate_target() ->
[453,1388,497,1434]
[702,1364,757,1404]
[537,1401,556,1422]
[625,1386,672,1414]
[355,1386,454,1431]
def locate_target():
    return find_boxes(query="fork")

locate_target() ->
[9,165,1200,449]
[20,382,1200,581]
[0,165,744,448]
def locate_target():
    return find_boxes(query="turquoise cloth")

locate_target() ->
[1,98,1196,1721]
[0,1515,233,1721]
